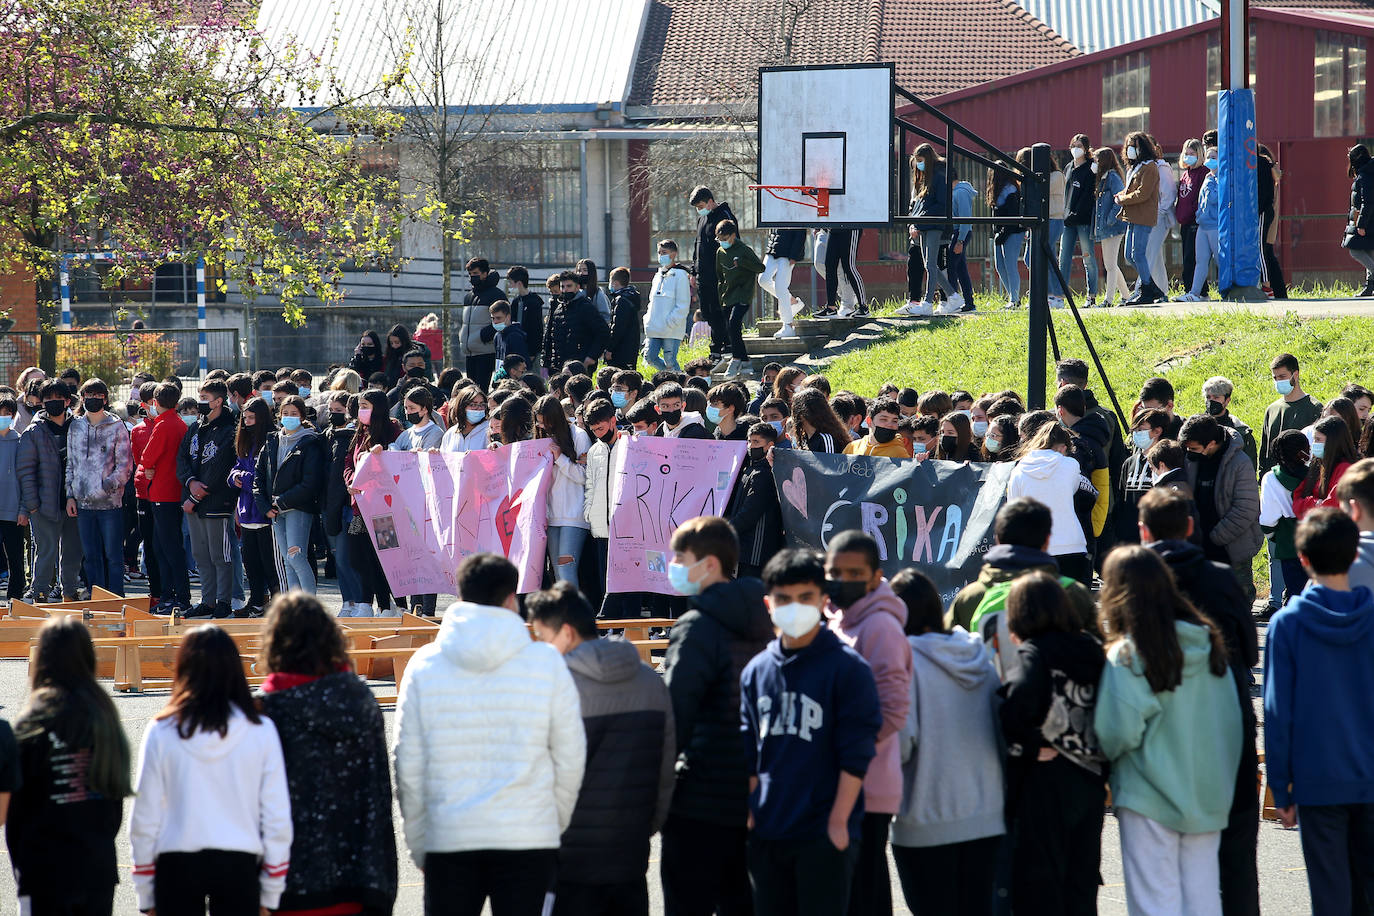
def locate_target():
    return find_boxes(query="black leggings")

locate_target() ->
[240,525,279,610]
[824,228,866,309]
[0,520,24,599]
[154,849,259,916]
[136,499,161,601]
[350,527,393,610]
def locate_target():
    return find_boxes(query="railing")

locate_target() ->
[52,328,241,382]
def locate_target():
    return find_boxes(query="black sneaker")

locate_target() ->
[212,601,233,619]
[959,303,977,313]
[1253,603,1281,622]
[185,603,215,619]
[815,306,838,318]
[853,303,870,317]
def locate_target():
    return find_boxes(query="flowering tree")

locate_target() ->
[0,0,409,334]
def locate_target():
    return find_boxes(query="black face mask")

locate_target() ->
[328,412,348,427]
[126,400,140,417]
[405,411,423,426]
[1186,449,1203,462]
[872,426,897,444]
[42,399,65,417]
[1205,399,1225,417]
[598,428,617,445]
[939,435,958,454]
[826,578,869,610]
[406,366,427,379]
[748,446,767,462]
[197,400,212,416]
[660,409,682,427]
[83,398,105,414]
[359,343,375,352]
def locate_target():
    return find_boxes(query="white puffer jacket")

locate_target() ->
[583,435,625,539]
[645,265,692,339]
[394,601,586,866]
[548,425,592,528]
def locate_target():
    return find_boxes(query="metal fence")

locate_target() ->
[249,305,453,375]
[53,328,242,381]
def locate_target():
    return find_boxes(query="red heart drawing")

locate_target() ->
[780,467,808,519]
[393,475,401,484]
[495,488,524,555]
[383,494,393,507]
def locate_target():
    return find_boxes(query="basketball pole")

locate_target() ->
[1026,143,1052,410]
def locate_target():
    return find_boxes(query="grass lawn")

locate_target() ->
[818,303,1373,600]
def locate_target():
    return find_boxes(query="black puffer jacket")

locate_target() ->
[544,294,610,368]
[663,577,772,826]
[179,409,239,517]
[765,229,806,261]
[560,638,675,885]
[259,671,398,914]
[1346,157,1374,251]
[253,428,326,516]
[322,423,356,537]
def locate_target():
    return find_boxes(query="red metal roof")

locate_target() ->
[628,0,1078,109]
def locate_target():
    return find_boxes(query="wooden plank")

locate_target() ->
[9,600,45,619]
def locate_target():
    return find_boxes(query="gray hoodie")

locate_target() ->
[892,628,1005,848]
[64,411,133,510]
[1350,531,1374,594]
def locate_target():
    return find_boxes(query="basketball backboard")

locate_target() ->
[756,63,894,228]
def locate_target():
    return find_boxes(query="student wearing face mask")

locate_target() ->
[0,396,23,604]
[1060,133,1101,306]
[439,386,490,453]
[62,379,133,598]
[727,421,783,580]
[1174,139,1210,299]
[822,531,913,916]
[981,415,1020,462]
[535,394,591,590]
[758,398,793,450]
[644,240,692,373]
[690,187,738,365]
[1008,423,1093,584]
[389,388,444,452]
[1201,376,1257,469]
[653,383,710,439]
[348,330,385,380]
[581,399,624,608]
[254,396,324,594]
[1114,132,1165,305]
[481,301,531,369]
[844,398,908,458]
[17,381,84,602]
[176,380,238,618]
[227,397,279,617]
[320,392,367,617]
[708,383,749,442]
[1115,408,1171,547]
[545,270,611,373]
[741,547,882,916]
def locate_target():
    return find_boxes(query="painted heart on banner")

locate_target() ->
[383,494,393,507]
[780,467,808,519]
[495,489,524,555]
[393,475,401,484]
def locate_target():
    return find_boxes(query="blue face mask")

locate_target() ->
[0,416,11,432]
[281,415,302,432]
[466,409,486,425]
[491,322,506,332]
[972,420,988,437]
[718,239,733,250]
[667,559,703,596]
[658,253,672,267]
[1275,377,1294,396]
[181,414,197,427]
[912,440,928,454]
[1182,154,1198,167]
[705,405,722,424]
[916,160,926,172]
[1132,430,1153,450]
[1312,440,1327,460]
[985,437,1001,453]
[1205,158,1218,171]
[769,420,785,437]
[298,386,310,398]
[611,391,629,409]
[261,390,274,403]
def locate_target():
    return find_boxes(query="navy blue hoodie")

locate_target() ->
[740,626,881,842]
[1264,583,1374,807]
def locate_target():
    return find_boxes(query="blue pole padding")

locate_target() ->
[196,258,207,379]
[1217,88,1263,291]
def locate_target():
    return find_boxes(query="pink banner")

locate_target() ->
[606,435,747,594]
[351,441,554,596]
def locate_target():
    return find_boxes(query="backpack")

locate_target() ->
[970,575,1081,681]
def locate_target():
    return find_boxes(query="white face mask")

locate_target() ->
[1090,162,1100,174]
[1071,146,1085,160]
[770,602,822,639]
[1126,146,1139,161]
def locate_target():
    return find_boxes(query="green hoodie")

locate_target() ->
[1095,620,1242,834]
[715,239,765,307]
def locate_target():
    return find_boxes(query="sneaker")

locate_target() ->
[1048,295,1065,310]
[184,602,215,619]
[773,323,798,339]
[1002,299,1023,310]
[895,300,934,317]
[1085,296,1098,309]
[1174,292,1200,302]
[902,299,921,311]
[958,302,978,313]
[790,296,807,317]
[212,601,233,619]
[836,303,856,318]
[723,360,744,379]
[711,354,732,374]
[936,293,965,315]
[853,301,870,317]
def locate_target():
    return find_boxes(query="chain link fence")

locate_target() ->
[249,305,458,375]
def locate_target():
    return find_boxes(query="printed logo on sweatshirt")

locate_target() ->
[756,691,824,741]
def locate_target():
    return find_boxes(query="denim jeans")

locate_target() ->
[1026,219,1065,295]
[1125,222,1153,285]
[327,507,364,603]
[643,337,681,372]
[1189,228,1220,297]
[994,232,1026,303]
[272,509,316,593]
[945,241,973,303]
[76,507,123,596]
[547,525,589,588]
[1058,223,1100,297]
[920,230,955,300]
[1147,214,1171,290]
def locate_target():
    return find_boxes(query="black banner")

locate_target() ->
[772,450,1012,602]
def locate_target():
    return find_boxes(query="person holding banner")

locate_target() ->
[536,395,592,590]
[844,398,909,459]
[1008,423,1092,585]
[441,387,491,453]
[346,391,402,616]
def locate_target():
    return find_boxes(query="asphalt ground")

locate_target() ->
[0,576,1314,914]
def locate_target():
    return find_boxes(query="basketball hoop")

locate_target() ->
[749,185,830,218]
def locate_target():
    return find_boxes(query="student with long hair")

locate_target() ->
[1008,423,1091,583]
[1322,398,1362,449]
[227,397,279,616]
[9,617,131,915]
[789,388,850,453]
[1343,144,1374,296]
[439,386,490,453]
[982,415,1020,461]
[534,393,591,588]
[254,396,323,595]
[1061,133,1100,306]
[1294,415,1357,519]
[1092,147,1129,305]
[935,412,975,462]
[345,390,402,616]
[258,593,398,914]
[1114,132,1165,304]
[899,143,963,316]
[988,162,1025,308]
[1094,546,1242,916]
[130,625,293,914]
[772,366,806,412]
[999,571,1106,916]
[390,387,443,451]
[493,395,535,446]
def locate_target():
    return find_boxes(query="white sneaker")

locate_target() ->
[1175,292,1201,302]
[935,293,965,315]
[836,303,856,318]
[354,602,376,617]
[790,296,807,316]
[711,355,732,374]
[1048,295,1065,310]
[773,323,799,339]
[895,300,934,317]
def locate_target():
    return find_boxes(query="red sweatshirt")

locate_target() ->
[137,409,188,504]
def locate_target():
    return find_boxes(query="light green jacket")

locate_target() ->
[1094,621,1242,834]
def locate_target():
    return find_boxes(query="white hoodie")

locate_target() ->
[1007,449,1088,556]
[645,265,692,339]
[130,708,292,910]
[548,425,592,528]
[394,601,586,866]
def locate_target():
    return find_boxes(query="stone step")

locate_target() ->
[754,316,871,337]
[738,336,818,357]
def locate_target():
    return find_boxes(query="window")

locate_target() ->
[644,138,763,264]
[1315,30,1367,137]
[453,142,583,268]
[1101,53,1150,147]
[1206,28,1258,130]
